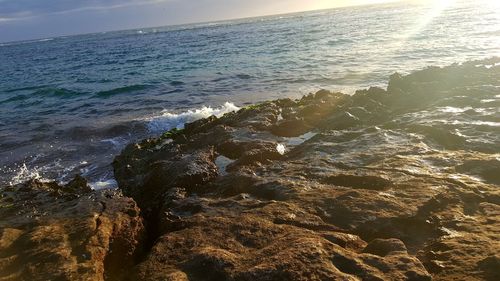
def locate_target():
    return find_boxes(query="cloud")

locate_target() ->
[0,0,173,20]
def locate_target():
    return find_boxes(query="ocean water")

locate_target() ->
[0,0,499,188]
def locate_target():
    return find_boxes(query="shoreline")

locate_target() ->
[1,59,500,280]
[2,0,499,188]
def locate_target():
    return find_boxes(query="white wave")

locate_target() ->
[437,106,473,113]
[276,143,286,155]
[284,131,317,146]
[215,155,234,176]
[37,38,54,42]
[146,102,240,133]
[100,137,127,148]
[7,161,117,190]
[89,179,118,190]
[8,163,45,186]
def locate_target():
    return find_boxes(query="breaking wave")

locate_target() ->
[146,102,240,133]
[7,163,45,186]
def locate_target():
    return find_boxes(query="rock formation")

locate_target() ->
[2,59,499,280]
[0,177,144,281]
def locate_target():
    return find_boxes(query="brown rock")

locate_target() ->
[107,59,500,281]
[0,178,144,281]
[363,238,408,256]
[132,198,431,281]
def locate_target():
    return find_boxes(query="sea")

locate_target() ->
[0,0,499,188]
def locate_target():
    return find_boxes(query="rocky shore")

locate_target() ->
[1,59,499,280]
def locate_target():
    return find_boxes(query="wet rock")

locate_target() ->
[115,147,218,211]
[105,59,500,280]
[409,125,467,150]
[132,197,431,281]
[478,256,500,281]
[218,140,280,165]
[231,102,281,130]
[456,159,500,185]
[322,174,392,190]
[2,59,499,280]
[0,179,144,281]
[320,111,361,130]
[64,174,92,193]
[183,115,219,134]
[271,118,312,137]
[228,144,283,169]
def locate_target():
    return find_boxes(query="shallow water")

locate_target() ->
[0,0,499,187]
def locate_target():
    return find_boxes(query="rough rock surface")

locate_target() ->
[2,59,499,280]
[112,59,500,280]
[0,177,145,281]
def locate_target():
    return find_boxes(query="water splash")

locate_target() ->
[146,102,240,133]
[276,144,286,155]
[8,163,43,186]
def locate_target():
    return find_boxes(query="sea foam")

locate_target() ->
[89,179,118,190]
[146,102,240,133]
[8,163,45,186]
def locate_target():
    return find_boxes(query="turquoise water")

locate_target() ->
[0,0,499,187]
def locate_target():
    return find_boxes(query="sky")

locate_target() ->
[0,0,400,43]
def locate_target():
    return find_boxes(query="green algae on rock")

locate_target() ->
[113,59,500,281]
[1,59,499,280]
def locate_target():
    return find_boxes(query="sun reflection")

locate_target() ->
[380,0,459,58]
[311,0,401,11]
[400,0,456,40]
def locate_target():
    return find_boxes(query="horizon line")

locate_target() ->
[1,0,406,45]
